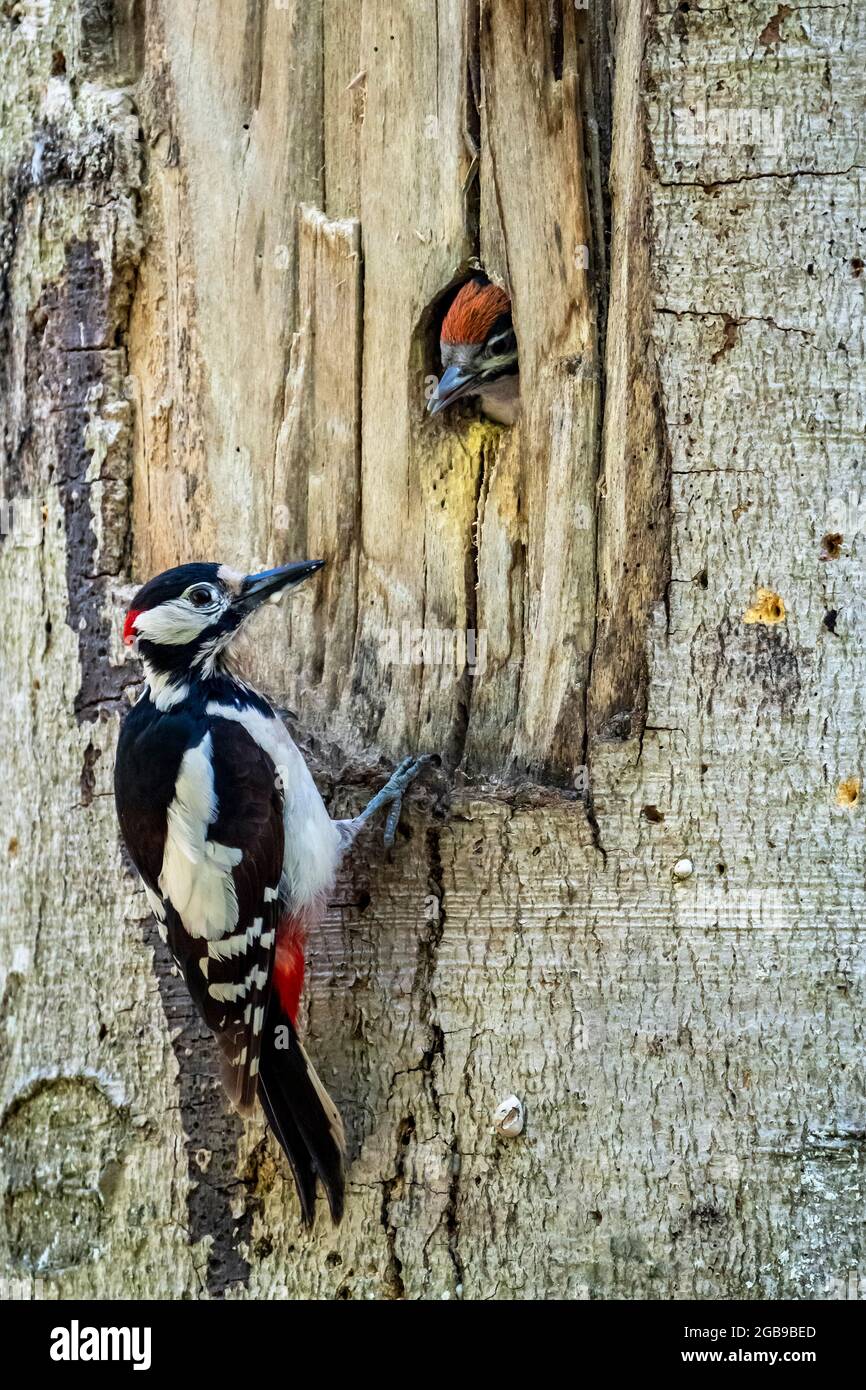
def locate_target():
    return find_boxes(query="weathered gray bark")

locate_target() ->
[1,0,864,1300]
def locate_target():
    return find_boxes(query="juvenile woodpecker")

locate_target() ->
[427,274,520,425]
[114,560,433,1225]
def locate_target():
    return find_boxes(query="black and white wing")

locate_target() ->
[161,717,285,1111]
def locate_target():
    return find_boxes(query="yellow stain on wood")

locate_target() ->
[436,418,506,508]
[836,777,860,808]
[461,417,505,457]
[743,588,786,625]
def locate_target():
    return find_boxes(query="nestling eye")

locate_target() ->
[187,586,214,608]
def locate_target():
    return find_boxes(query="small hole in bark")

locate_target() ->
[696,568,708,589]
[356,890,371,913]
[642,804,665,823]
[716,862,726,875]
[691,1203,725,1228]
[851,258,864,278]
[743,588,785,625]
[823,609,838,634]
[820,531,843,560]
[836,777,860,808]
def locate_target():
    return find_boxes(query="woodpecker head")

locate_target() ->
[123,560,323,696]
[426,275,518,418]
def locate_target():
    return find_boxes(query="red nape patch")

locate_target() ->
[123,609,142,646]
[273,920,306,1026]
[441,279,510,346]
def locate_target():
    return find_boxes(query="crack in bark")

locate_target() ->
[420,825,463,1292]
[379,1114,413,1299]
[659,164,864,191]
[451,431,490,771]
[418,828,447,1102]
[578,0,613,854]
[657,305,814,337]
[45,242,140,722]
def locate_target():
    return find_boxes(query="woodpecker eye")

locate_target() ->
[186,585,215,608]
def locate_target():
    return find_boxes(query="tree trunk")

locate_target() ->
[1,0,863,1300]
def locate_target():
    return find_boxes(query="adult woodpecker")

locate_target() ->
[426,274,520,425]
[114,560,434,1225]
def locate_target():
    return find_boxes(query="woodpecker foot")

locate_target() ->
[354,754,440,849]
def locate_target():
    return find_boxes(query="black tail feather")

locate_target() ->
[257,1077,318,1227]
[258,1002,346,1226]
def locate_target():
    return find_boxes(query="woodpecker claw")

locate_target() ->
[355,754,439,849]
[382,799,403,850]
[383,754,440,848]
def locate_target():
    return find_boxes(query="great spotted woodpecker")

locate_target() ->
[114,560,434,1225]
[427,274,520,425]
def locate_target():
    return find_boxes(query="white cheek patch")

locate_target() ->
[135,598,215,647]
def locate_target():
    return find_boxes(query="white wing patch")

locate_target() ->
[207,918,264,961]
[159,733,242,940]
[205,702,341,909]
[207,961,268,1002]
[208,980,247,1003]
[143,882,166,922]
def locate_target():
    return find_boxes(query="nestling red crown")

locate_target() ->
[441,279,510,346]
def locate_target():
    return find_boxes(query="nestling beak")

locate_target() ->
[234,560,325,614]
[427,364,478,417]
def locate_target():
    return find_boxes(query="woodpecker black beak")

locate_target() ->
[235,560,325,613]
[427,364,477,416]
